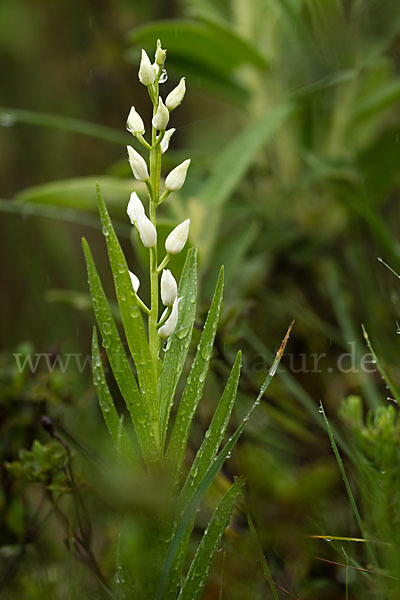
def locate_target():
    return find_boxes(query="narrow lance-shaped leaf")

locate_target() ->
[166,267,224,485]
[164,350,242,598]
[179,350,242,509]
[91,327,136,461]
[158,321,293,598]
[96,185,158,422]
[82,237,158,463]
[178,477,245,600]
[159,247,198,449]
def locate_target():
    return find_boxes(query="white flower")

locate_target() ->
[127,145,149,181]
[165,218,190,255]
[158,296,181,338]
[160,128,175,154]
[126,106,145,135]
[138,49,155,86]
[129,270,140,293]
[136,214,157,248]
[155,39,166,66]
[127,192,145,224]
[161,269,177,306]
[166,78,186,111]
[152,97,169,131]
[165,159,191,192]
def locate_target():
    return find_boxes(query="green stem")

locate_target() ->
[148,77,162,400]
[157,253,171,273]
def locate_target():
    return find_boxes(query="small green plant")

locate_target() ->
[82,40,291,598]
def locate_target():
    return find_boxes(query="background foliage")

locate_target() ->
[2,0,400,598]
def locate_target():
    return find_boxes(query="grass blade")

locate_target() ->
[319,402,379,570]
[178,477,245,600]
[158,321,293,598]
[159,248,198,449]
[96,186,158,426]
[243,495,279,600]
[91,327,136,460]
[82,237,158,463]
[361,324,400,404]
[166,267,224,485]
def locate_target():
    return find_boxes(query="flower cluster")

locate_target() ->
[125,40,191,341]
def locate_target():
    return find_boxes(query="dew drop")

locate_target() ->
[159,69,168,83]
[0,113,16,127]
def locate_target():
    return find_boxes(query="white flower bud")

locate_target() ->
[127,145,149,181]
[127,192,145,224]
[161,269,177,306]
[136,214,157,248]
[129,270,140,293]
[152,97,169,131]
[160,128,175,154]
[165,218,190,255]
[138,49,155,86]
[158,296,181,338]
[126,106,145,135]
[155,39,166,66]
[165,159,191,192]
[166,78,186,111]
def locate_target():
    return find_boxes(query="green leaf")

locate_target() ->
[158,322,293,598]
[82,237,158,463]
[166,267,224,484]
[351,79,400,124]
[128,19,268,75]
[163,350,242,598]
[192,104,295,265]
[91,327,136,460]
[96,186,158,424]
[159,248,198,450]
[179,351,242,508]
[16,177,139,214]
[0,106,129,145]
[178,477,245,600]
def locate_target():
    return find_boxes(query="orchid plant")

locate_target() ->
[82,40,291,599]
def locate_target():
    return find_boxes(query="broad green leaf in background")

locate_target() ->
[91,327,136,460]
[159,248,198,449]
[16,177,140,214]
[82,238,158,463]
[166,267,224,485]
[127,19,268,104]
[178,477,245,600]
[96,186,158,426]
[0,106,129,145]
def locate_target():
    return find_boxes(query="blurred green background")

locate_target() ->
[2,0,400,598]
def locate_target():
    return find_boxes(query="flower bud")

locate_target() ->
[166,78,186,111]
[158,296,180,338]
[138,49,155,86]
[161,269,177,306]
[136,214,157,248]
[155,39,167,66]
[127,192,145,224]
[152,97,169,131]
[165,218,190,255]
[127,146,149,182]
[126,106,145,135]
[129,270,140,293]
[165,159,191,192]
[160,128,175,154]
